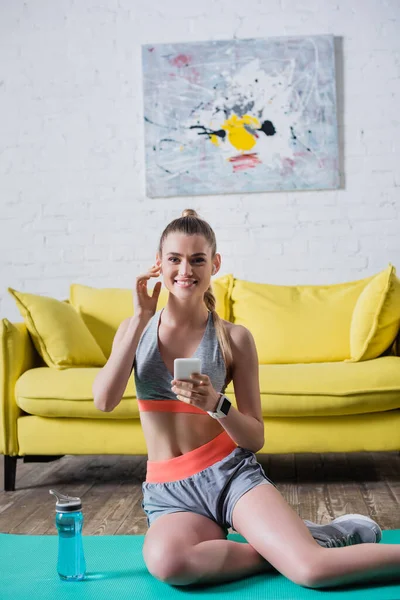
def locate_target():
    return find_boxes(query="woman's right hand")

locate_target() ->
[133,263,162,319]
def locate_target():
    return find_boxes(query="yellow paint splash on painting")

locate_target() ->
[222,114,260,151]
[210,134,219,146]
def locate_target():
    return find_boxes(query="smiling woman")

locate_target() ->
[93,209,399,591]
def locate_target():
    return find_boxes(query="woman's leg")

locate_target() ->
[142,510,275,586]
[232,483,400,589]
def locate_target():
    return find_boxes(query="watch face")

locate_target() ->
[220,397,231,415]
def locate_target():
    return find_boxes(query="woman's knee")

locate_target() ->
[288,551,328,589]
[142,511,227,584]
[143,539,190,584]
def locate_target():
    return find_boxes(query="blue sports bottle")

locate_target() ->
[49,489,86,581]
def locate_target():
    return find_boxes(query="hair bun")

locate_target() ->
[182,209,199,218]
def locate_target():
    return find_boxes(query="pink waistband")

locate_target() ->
[145,430,237,483]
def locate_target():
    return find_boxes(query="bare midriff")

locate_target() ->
[139,410,225,462]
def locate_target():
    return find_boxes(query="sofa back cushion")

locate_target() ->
[70,274,233,358]
[231,274,375,363]
[347,264,400,361]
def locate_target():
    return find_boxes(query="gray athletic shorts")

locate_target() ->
[141,445,276,535]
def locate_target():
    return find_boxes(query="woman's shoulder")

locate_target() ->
[218,318,252,345]
[218,319,257,382]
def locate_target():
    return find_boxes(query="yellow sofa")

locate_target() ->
[2,268,400,491]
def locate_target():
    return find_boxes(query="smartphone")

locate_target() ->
[174,358,202,381]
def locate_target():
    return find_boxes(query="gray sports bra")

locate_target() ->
[133,308,227,414]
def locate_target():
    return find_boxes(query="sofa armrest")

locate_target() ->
[0,319,41,455]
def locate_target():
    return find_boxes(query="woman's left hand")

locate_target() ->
[171,373,220,413]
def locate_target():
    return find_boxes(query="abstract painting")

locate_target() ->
[142,35,339,197]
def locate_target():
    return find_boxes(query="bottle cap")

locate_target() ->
[49,489,82,512]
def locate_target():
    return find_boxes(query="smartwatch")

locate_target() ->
[207,393,231,419]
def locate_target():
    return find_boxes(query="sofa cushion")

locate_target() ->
[231,274,374,363]
[15,367,136,418]
[15,356,400,418]
[348,264,400,361]
[255,356,400,416]
[8,288,107,369]
[69,274,234,358]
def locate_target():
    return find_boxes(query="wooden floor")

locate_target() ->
[0,452,399,535]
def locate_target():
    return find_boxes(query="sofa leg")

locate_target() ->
[4,455,17,492]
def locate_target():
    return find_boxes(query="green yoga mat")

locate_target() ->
[1,531,399,599]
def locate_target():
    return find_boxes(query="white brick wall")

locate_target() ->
[1,0,399,321]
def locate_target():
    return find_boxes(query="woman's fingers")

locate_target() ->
[145,265,161,277]
[136,265,161,284]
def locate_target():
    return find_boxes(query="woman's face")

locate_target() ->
[156,233,220,297]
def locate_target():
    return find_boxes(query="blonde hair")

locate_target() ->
[158,208,234,387]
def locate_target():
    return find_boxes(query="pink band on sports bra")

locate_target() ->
[145,430,237,483]
[137,399,207,414]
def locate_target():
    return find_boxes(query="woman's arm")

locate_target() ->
[216,325,265,452]
[92,314,151,412]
